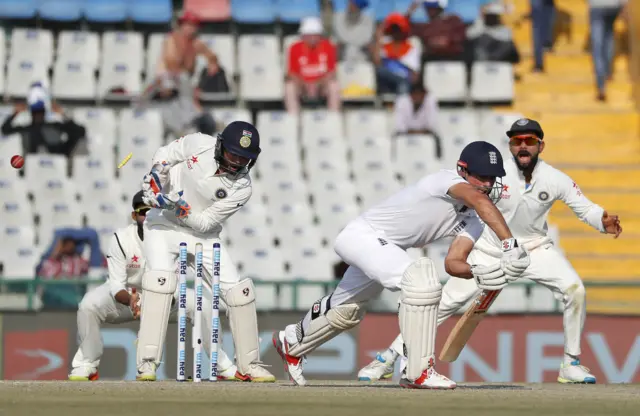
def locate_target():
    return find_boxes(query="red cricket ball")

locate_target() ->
[11,155,24,169]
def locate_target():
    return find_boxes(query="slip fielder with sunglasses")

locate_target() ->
[359,118,623,384]
[68,191,239,381]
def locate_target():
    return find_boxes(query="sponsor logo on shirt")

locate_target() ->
[452,220,467,235]
[128,255,141,269]
[186,155,198,170]
[500,185,511,200]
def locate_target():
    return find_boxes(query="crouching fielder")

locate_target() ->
[68,192,238,381]
[136,122,275,382]
[272,141,530,388]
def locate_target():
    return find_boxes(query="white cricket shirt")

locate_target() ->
[105,223,145,297]
[474,158,605,256]
[359,169,485,249]
[145,133,252,237]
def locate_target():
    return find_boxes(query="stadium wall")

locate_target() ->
[1,312,639,383]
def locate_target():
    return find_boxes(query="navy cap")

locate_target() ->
[132,191,149,210]
[458,141,506,177]
[506,118,544,139]
[219,121,261,160]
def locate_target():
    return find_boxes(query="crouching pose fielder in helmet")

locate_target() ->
[273,141,530,389]
[68,191,239,381]
[136,121,275,382]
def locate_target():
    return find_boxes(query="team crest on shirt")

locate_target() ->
[215,188,228,199]
[239,130,252,148]
[538,191,549,201]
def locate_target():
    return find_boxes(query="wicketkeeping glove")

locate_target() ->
[471,263,508,290]
[500,238,530,281]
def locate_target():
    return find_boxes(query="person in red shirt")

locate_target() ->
[285,17,341,113]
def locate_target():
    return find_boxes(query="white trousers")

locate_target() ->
[71,282,234,371]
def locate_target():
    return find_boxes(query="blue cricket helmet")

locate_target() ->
[457,141,506,178]
[215,121,261,174]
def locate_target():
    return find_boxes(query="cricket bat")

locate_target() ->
[438,289,501,362]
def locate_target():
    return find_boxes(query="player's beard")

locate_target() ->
[137,221,144,241]
[514,150,539,171]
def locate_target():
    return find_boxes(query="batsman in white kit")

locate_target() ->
[358,118,623,384]
[273,141,531,389]
[137,121,275,382]
[67,192,239,381]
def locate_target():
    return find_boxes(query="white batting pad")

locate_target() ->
[288,297,365,357]
[399,258,442,381]
[223,279,260,374]
[138,270,177,364]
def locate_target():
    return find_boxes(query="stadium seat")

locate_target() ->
[1,246,39,280]
[240,247,287,280]
[185,0,231,22]
[301,110,344,145]
[198,35,236,77]
[354,165,400,207]
[344,110,389,144]
[228,221,276,254]
[2,198,34,228]
[39,0,82,21]
[52,60,97,100]
[226,204,269,239]
[98,62,142,98]
[237,34,280,72]
[350,136,392,173]
[309,179,359,211]
[303,134,349,164]
[212,107,252,130]
[238,35,283,100]
[85,202,130,248]
[10,29,54,67]
[72,156,116,190]
[0,30,5,67]
[118,109,163,161]
[305,152,351,183]
[278,225,324,259]
[130,0,172,24]
[425,238,452,280]
[337,61,376,101]
[393,134,441,184]
[79,179,124,207]
[479,111,523,157]
[0,134,23,161]
[73,107,117,153]
[438,110,480,139]
[145,33,166,77]
[102,32,144,74]
[24,154,67,183]
[259,158,304,183]
[117,156,150,200]
[275,0,321,23]
[315,202,360,242]
[441,134,472,168]
[270,202,315,243]
[231,0,277,24]
[1,226,36,250]
[36,202,84,244]
[0,0,37,19]
[5,58,49,98]
[262,179,309,205]
[57,31,100,70]
[84,0,128,23]
[424,62,468,102]
[256,111,299,151]
[286,247,334,309]
[30,179,77,206]
[470,62,514,103]
[528,285,558,312]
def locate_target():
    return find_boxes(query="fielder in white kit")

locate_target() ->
[137,121,275,382]
[358,118,623,384]
[68,192,239,381]
[273,141,531,389]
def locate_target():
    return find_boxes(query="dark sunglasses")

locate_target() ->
[509,135,541,146]
[134,207,150,215]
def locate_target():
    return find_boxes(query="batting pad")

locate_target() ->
[288,296,365,357]
[138,270,177,364]
[399,258,442,381]
[224,279,260,374]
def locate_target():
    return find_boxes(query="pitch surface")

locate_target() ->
[0,381,638,416]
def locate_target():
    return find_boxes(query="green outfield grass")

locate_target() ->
[0,381,638,416]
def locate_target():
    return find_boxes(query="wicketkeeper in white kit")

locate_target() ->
[273,141,531,389]
[68,191,239,381]
[137,121,275,382]
[358,118,623,384]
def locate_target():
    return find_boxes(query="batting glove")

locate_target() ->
[500,238,530,281]
[471,263,508,291]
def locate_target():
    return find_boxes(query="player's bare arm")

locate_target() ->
[444,236,474,278]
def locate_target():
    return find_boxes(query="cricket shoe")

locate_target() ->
[358,353,395,381]
[68,366,99,381]
[272,331,306,386]
[234,363,276,383]
[218,365,240,381]
[136,361,158,381]
[399,358,456,390]
[558,360,596,384]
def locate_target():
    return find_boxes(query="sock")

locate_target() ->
[564,353,579,365]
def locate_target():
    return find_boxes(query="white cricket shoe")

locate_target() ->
[136,361,158,381]
[68,366,99,381]
[234,363,276,383]
[399,358,456,390]
[272,331,306,386]
[558,360,596,384]
[358,353,395,381]
[218,365,240,381]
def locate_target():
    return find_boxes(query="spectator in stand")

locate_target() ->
[372,13,420,94]
[467,2,521,64]
[589,0,628,101]
[285,17,341,113]
[1,83,86,157]
[393,82,443,158]
[530,0,556,72]
[333,0,375,62]
[407,0,467,62]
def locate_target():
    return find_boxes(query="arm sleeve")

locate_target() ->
[106,233,129,298]
[457,216,485,244]
[179,187,251,234]
[151,133,215,170]
[557,171,605,233]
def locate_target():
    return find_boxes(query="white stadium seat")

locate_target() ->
[213,108,252,131]
[98,61,142,98]
[305,152,351,183]
[337,61,376,101]
[278,225,324,258]
[286,245,335,309]
[24,154,67,183]
[58,31,100,69]
[117,156,150,200]
[72,155,116,183]
[30,179,77,206]
[350,136,392,173]
[145,33,166,77]
[1,226,36,250]
[315,202,360,242]
[52,60,96,100]
[85,202,130,249]
[345,110,388,144]
[1,198,34,228]
[1,246,39,280]
[303,134,349,163]
[257,111,299,144]
[262,179,309,205]
[301,110,344,144]
[102,32,144,73]
[0,134,23,162]
[10,29,54,67]
[240,63,283,101]
[270,202,315,242]
[73,107,117,153]
[6,58,49,98]
[239,247,287,280]
[0,177,28,203]
[258,158,304,182]
[424,62,468,102]
[238,35,280,70]
[37,202,83,243]
[309,179,358,211]
[479,111,524,157]
[438,110,480,139]
[79,179,124,206]
[355,174,400,208]
[225,203,269,239]
[471,62,514,103]
[393,135,441,184]
[198,35,236,76]
[118,108,163,160]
